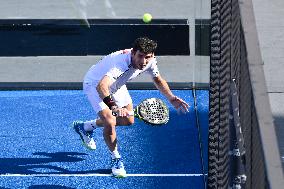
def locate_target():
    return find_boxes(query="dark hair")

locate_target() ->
[132,37,157,54]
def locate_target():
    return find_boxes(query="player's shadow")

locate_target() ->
[28,185,75,189]
[0,152,111,175]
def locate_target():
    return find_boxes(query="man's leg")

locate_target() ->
[73,82,134,150]
[75,82,132,177]
[97,104,134,150]
[97,105,134,178]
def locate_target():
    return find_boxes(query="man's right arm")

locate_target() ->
[96,75,129,116]
[96,75,120,112]
[96,75,113,100]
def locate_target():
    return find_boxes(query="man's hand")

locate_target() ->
[112,107,130,117]
[169,96,189,114]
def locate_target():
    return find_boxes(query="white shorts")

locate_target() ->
[83,82,132,113]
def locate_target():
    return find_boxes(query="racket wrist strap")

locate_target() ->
[103,95,117,110]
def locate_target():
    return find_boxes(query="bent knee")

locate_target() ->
[125,117,135,126]
[104,119,116,128]
[100,111,116,127]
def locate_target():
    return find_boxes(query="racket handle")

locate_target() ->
[128,111,134,116]
[112,110,134,117]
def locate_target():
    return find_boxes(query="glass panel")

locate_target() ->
[0,0,210,86]
[0,2,211,188]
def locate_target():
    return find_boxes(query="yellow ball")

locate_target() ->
[143,13,152,23]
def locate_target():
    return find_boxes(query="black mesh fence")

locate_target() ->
[208,0,282,188]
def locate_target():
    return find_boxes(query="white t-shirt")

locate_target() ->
[84,49,160,94]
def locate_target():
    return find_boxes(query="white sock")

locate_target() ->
[111,149,121,159]
[83,119,97,131]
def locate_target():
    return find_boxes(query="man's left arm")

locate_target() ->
[153,76,189,113]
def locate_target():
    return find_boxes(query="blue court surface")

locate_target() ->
[0,89,208,189]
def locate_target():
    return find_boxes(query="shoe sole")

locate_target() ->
[112,173,127,178]
[71,122,96,150]
[82,141,96,150]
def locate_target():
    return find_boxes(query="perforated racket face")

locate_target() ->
[137,98,169,125]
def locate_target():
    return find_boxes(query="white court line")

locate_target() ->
[0,173,206,177]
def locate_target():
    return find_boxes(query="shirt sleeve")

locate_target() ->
[145,58,160,78]
[105,67,123,80]
[104,51,129,80]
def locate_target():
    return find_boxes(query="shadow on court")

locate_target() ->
[0,152,111,175]
[28,185,75,189]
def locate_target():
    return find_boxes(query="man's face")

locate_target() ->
[131,50,154,70]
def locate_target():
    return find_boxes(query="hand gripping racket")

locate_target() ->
[129,98,169,126]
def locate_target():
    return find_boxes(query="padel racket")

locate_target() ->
[129,98,169,126]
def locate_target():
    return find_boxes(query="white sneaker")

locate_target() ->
[111,158,127,178]
[72,121,96,150]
